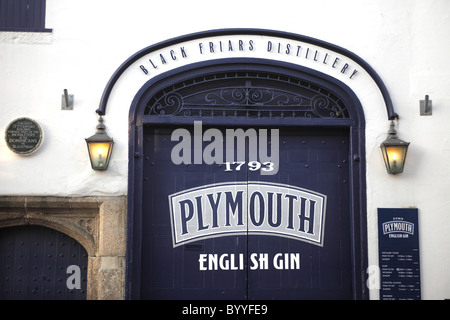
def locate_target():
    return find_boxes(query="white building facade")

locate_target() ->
[0,0,449,300]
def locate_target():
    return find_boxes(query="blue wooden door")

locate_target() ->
[141,125,247,299]
[247,127,352,299]
[0,225,88,300]
[140,125,351,299]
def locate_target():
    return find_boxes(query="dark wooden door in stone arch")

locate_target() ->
[0,225,88,300]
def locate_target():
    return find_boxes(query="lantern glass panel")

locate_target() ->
[382,145,408,174]
[87,141,113,169]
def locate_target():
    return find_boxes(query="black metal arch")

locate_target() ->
[97,28,398,120]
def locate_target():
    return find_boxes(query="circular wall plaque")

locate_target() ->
[5,118,43,155]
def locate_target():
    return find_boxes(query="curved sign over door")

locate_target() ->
[97,29,397,121]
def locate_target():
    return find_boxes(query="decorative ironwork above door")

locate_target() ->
[144,71,350,119]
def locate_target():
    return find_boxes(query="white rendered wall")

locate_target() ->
[1,0,449,299]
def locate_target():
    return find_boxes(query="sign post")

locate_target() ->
[378,208,421,300]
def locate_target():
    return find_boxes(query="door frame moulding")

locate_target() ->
[126,58,368,300]
[0,196,99,255]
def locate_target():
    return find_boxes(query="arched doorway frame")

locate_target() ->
[0,195,127,300]
[126,57,368,299]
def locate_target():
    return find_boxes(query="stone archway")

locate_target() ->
[0,196,127,299]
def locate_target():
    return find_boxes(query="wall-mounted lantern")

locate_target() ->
[380,121,410,174]
[85,116,114,170]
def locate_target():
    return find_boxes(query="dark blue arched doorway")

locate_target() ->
[126,58,368,299]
